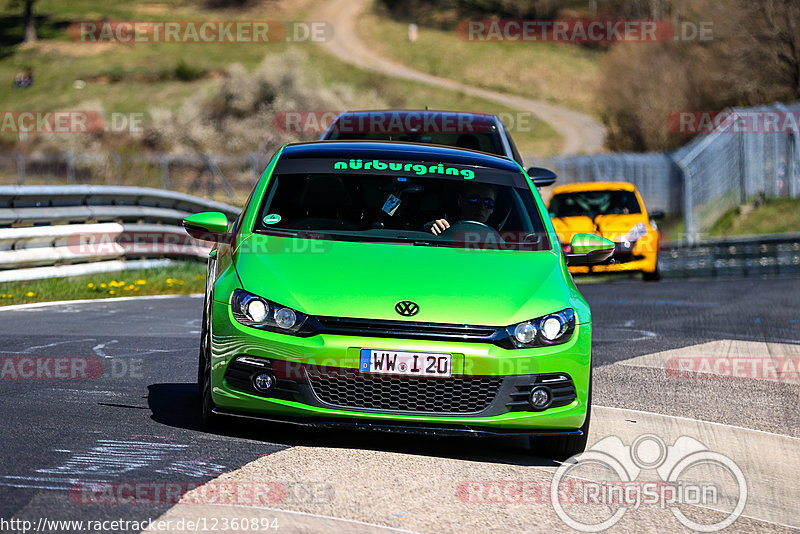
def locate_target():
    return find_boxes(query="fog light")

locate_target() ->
[275,307,297,329]
[529,386,552,409]
[252,372,275,393]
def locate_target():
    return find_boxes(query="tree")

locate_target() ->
[23,0,35,43]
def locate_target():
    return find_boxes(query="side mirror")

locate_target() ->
[183,212,230,242]
[526,167,557,188]
[566,233,615,266]
[649,210,665,220]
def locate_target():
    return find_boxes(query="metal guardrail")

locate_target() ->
[0,186,239,282]
[1,186,796,283]
[660,233,800,278]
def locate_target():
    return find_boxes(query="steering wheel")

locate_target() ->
[453,220,492,230]
[439,220,499,238]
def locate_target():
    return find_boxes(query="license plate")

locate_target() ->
[359,349,452,377]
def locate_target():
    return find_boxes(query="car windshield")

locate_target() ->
[549,190,642,217]
[254,161,550,251]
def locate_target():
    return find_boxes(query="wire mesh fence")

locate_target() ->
[538,100,800,244]
[2,101,799,243]
[0,151,274,204]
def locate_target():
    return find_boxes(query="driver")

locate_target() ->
[429,183,496,236]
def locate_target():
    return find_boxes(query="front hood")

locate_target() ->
[233,234,576,326]
[552,214,649,244]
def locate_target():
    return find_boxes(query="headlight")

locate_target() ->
[622,223,648,243]
[231,289,308,334]
[504,308,575,349]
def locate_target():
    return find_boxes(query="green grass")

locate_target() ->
[656,214,686,243]
[356,6,604,117]
[708,198,800,237]
[0,0,561,157]
[302,46,561,156]
[0,261,205,306]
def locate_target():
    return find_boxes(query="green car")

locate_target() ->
[184,141,613,459]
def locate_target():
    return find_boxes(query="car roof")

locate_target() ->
[332,109,497,120]
[280,140,521,173]
[552,181,637,194]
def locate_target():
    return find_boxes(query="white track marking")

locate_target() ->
[92,340,118,358]
[0,338,95,354]
[0,294,203,312]
[595,405,800,440]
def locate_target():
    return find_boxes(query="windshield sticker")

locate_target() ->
[262,214,282,224]
[381,194,401,216]
[334,159,475,180]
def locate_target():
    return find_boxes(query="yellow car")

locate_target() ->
[547,182,664,281]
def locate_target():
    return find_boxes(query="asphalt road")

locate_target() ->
[0,277,798,532]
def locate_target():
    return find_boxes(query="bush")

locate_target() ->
[598,0,800,152]
[145,49,385,155]
[174,60,207,82]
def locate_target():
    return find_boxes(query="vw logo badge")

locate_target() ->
[395,300,419,317]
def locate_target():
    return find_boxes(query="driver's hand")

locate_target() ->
[430,219,450,235]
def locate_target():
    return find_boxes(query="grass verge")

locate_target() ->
[708,198,800,237]
[0,261,205,306]
[356,6,603,117]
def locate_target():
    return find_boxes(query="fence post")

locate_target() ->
[790,132,798,198]
[111,152,122,185]
[675,158,694,244]
[738,123,747,204]
[249,153,261,182]
[15,152,25,185]
[66,152,75,183]
[160,155,170,189]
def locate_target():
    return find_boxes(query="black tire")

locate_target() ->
[198,295,222,430]
[197,301,207,396]
[530,375,592,461]
[642,264,661,282]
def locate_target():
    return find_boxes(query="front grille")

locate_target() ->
[313,316,500,343]
[306,367,503,414]
[505,373,577,412]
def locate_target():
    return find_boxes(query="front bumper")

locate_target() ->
[209,300,592,432]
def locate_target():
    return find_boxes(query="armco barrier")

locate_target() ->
[0,186,239,282]
[660,233,800,278]
[1,186,797,282]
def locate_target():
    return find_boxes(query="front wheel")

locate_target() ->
[530,376,592,461]
[530,407,590,461]
[198,297,223,429]
[642,267,661,282]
